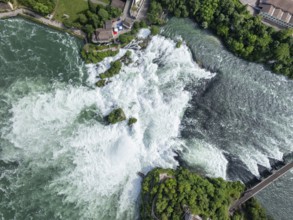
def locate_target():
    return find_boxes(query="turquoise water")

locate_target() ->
[0,18,212,219]
[162,18,293,220]
[0,17,292,220]
[0,18,87,219]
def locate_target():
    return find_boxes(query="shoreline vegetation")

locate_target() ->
[141,168,271,220]
[0,1,285,219]
[1,1,291,78]
[147,0,292,79]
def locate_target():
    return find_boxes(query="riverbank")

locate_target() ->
[0,8,86,39]
[147,0,292,79]
[0,0,153,63]
[1,16,292,220]
[140,168,270,220]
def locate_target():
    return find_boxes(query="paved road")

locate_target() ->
[0,8,86,38]
[230,162,293,211]
[122,0,132,19]
[136,0,150,21]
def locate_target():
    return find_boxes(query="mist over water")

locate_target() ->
[0,19,213,219]
[0,18,292,220]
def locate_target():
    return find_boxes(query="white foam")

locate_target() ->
[2,35,214,219]
[181,139,228,179]
[137,28,151,39]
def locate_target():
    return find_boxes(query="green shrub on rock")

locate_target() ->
[150,25,160,35]
[176,40,182,48]
[99,60,122,79]
[96,79,106,87]
[106,108,126,124]
[81,44,119,64]
[128,117,137,126]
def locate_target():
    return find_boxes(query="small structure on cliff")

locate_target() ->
[92,28,113,43]
[92,19,114,43]
[259,0,293,28]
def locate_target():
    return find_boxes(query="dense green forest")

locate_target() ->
[65,2,122,37]
[18,0,56,15]
[140,168,270,220]
[148,0,293,78]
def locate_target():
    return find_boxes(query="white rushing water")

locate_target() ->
[1,35,215,219]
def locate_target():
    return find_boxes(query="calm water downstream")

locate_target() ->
[0,18,292,219]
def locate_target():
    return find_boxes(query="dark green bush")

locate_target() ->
[99,60,122,79]
[128,117,137,126]
[150,25,160,35]
[148,0,293,78]
[176,40,182,48]
[106,108,126,124]
[96,79,106,87]
[18,0,55,15]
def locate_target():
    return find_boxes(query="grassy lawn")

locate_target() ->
[53,0,89,23]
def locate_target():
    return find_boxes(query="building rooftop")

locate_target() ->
[260,4,274,14]
[105,20,113,30]
[272,8,281,18]
[260,0,293,14]
[259,0,293,25]
[93,29,113,42]
[111,0,126,10]
[281,12,291,23]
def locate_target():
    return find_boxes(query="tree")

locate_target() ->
[274,43,290,61]
[79,14,88,24]
[84,24,94,37]
[33,3,50,15]
[88,0,97,13]
[18,0,55,15]
[201,21,208,29]
[188,0,200,17]
[151,26,160,35]
[119,34,134,44]
[147,1,163,24]
[273,28,293,42]
[98,8,109,20]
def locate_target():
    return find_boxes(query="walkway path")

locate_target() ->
[122,0,132,19]
[0,8,86,38]
[230,162,293,212]
[136,0,150,21]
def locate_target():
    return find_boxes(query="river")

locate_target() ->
[0,17,292,219]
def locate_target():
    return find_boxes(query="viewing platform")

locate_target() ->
[230,161,293,213]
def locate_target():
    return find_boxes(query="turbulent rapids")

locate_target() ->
[0,18,292,220]
[0,19,213,219]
